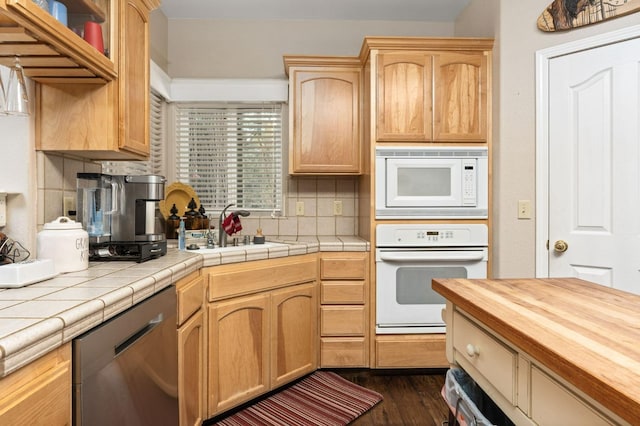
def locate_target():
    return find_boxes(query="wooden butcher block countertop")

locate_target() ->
[432,277,640,424]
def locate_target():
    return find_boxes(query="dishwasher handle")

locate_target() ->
[114,313,164,356]
[378,251,486,262]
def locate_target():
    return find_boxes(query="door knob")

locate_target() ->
[554,240,568,253]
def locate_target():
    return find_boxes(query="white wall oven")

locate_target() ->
[375,146,488,219]
[376,224,488,334]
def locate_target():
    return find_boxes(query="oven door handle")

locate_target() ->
[378,251,486,262]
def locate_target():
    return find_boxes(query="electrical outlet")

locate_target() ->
[333,200,343,216]
[296,201,305,216]
[0,193,5,227]
[64,196,76,217]
[518,200,532,219]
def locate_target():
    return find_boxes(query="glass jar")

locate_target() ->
[32,0,49,11]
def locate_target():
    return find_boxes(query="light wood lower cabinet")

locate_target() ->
[0,343,71,425]
[209,293,270,414]
[319,252,369,368]
[176,270,205,426]
[205,254,318,417]
[271,283,317,388]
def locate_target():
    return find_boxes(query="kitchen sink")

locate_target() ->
[186,241,288,254]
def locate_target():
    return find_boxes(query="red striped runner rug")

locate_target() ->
[214,371,383,426]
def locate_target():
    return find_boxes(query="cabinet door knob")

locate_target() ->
[466,343,479,357]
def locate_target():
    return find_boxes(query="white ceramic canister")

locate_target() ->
[37,216,89,273]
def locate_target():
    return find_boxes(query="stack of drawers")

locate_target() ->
[319,252,369,367]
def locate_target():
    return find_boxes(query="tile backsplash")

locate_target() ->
[38,152,359,239]
[241,176,359,238]
[37,153,101,229]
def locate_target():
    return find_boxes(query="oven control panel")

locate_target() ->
[376,224,488,247]
[419,230,456,242]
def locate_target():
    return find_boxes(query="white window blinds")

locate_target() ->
[102,90,166,176]
[174,102,283,213]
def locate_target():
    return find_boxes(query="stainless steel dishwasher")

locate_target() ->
[73,286,178,426]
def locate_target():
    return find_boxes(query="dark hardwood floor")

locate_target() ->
[333,369,450,426]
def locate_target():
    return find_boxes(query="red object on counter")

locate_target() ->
[222,214,243,236]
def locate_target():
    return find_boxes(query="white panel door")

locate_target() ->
[548,37,640,293]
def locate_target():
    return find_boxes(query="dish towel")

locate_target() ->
[222,214,243,236]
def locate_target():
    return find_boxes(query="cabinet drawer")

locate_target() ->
[320,306,366,336]
[375,335,448,368]
[176,272,204,326]
[320,254,367,280]
[320,338,368,367]
[321,281,365,304]
[530,366,614,426]
[452,311,516,404]
[208,255,317,301]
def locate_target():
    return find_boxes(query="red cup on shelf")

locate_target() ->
[83,21,104,54]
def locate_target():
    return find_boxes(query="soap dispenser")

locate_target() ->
[178,218,186,250]
[254,228,265,244]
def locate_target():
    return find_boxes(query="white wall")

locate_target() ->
[457,0,640,277]
[166,19,455,78]
[0,65,37,253]
[149,9,169,72]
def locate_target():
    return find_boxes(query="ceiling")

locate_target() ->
[159,0,471,22]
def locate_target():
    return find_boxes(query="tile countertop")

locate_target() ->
[0,237,369,378]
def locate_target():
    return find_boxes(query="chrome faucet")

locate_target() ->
[205,225,216,249]
[218,203,251,247]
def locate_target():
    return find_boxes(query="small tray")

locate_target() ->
[0,259,58,288]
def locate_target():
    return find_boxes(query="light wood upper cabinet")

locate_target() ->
[433,51,488,142]
[35,0,158,160]
[368,38,492,144]
[119,0,149,155]
[376,51,432,141]
[285,57,362,175]
[0,0,115,81]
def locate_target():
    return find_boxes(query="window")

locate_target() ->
[174,102,283,214]
[102,90,166,175]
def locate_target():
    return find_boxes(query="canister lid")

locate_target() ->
[43,216,83,230]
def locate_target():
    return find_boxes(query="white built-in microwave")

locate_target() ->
[375,146,488,219]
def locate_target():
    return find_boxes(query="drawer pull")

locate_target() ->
[466,343,479,357]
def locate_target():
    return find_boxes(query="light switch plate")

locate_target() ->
[333,200,343,216]
[296,201,305,216]
[518,200,532,219]
[64,196,76,217]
